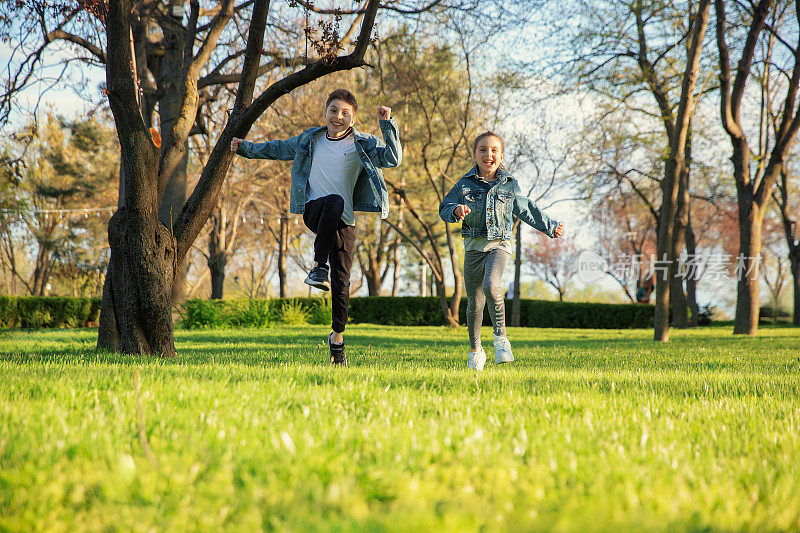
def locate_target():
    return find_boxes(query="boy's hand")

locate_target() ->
[554,223,565,238]
[377,106,392,120]
[230,137,243,153]
[454,205,471,220]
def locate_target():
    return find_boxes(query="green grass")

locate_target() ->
[1,324,799,532]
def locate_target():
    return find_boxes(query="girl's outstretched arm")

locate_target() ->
[512,183,560,238]
[439,183,463,223]
[232,134,302,160]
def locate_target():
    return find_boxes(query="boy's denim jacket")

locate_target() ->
[439,166,560,240]
[236,119,402,218]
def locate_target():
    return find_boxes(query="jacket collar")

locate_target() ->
[308,125,372,143]
[463,165,513,184]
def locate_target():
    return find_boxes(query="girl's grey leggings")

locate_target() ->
[464,249,510,350]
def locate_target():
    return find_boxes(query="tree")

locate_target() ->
[715,0,800,334]
[524,234,581,301]
[773,166,800,324]
[0,154,24,295]
[557,0,713,339]
[95,0,382,355]
[760,211,790,320]
[364,27,478,326]
[500,129,574,325]
[594,192,658,303]
[573,113,661,302]
[575,105,733,323]
[0,0,285,301]
[1,1,455,308]
[1,112,117,296]
[355,217,399,295]
[185,113,257,300]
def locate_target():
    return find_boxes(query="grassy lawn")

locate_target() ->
[1,324,799,531]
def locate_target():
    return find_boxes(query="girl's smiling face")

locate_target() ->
[473,135,504,178]
[325,99,355,138]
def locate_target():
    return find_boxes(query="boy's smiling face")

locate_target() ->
[473,135,504,177]
[325,99,355,138]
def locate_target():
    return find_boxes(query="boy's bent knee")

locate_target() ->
[324,194,345,212]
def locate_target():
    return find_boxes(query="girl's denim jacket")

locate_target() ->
[439,166,560,240]
[236,119,402,218]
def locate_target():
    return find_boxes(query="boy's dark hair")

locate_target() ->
[325,89,358,113]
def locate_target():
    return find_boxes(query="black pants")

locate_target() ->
[303,195,355,333]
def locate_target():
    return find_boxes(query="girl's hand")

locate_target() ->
[554,223,565,238]
[454,205,471,220]
[230,137,244,153]
[377,106,392,120]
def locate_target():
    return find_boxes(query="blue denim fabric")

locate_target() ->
[236,119,402,218]
[439,166,559,240]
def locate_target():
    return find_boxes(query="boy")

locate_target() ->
[230,89,402,366]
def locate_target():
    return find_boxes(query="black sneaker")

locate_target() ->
[304,265,330,291]
[328,333,347,366]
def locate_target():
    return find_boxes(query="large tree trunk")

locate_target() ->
[434,278,459,327]
[391,236,401,296]
[734,189,764,334]
[364,252,382,295]
[97,209,177,356]
[654,0,710,341]
[654,154,681,340]
[30,244,52,296]
[715,0,782,336]
[208,211,227,299]
[670,156,690,328]
[158,145,189,302]
[156,9,191,304]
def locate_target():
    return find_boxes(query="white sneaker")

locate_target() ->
[493,334,514,364]
[467,348,486,371]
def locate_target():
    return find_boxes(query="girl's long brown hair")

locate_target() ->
[472,130,504,153]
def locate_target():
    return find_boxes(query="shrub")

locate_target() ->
[523,300,653,329]
[350,297,445,326]
[0,296,101,329]
[697,304,715,326]
[0,295,657,330]
[309,298,333,325]
[279,299,309,325]
[0,296,18,328]
[180,298,273,329]
[181,299,221,329]
[758,305,791,323]
[230,299,272,328]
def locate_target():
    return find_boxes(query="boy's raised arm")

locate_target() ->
[374,106,402,168]
[230,134,302,160]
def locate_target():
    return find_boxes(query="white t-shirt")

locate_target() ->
[306,131,363,226]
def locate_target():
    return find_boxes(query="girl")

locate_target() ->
[439,132,565,370]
